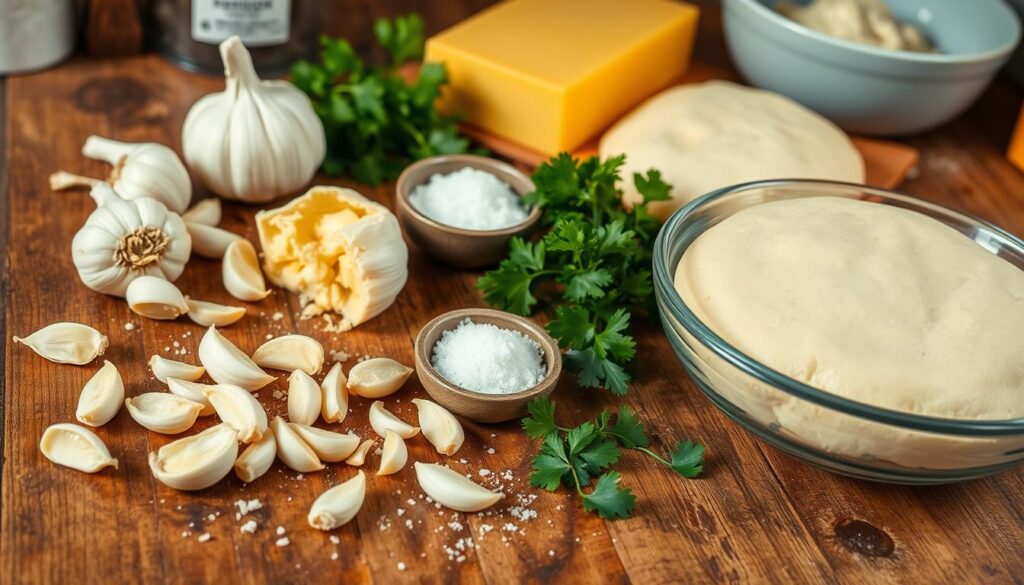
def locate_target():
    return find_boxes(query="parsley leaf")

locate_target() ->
[669,440,706,478]
[582,472,636,520]
[529,434,573,491]
[607,406,650,449]
[522,398,561,440]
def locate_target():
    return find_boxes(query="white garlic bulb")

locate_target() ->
[182,36,325,203]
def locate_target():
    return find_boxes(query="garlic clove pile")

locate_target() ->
[288,424,360,462]
[185,297,246,327]
[320,362,349,424]
[251,334,323,374]
[126,276,190,320]
[377,430,407,476]
[344,439,375,467]
[287,370,322,426]
[223,239,271,301]
[234,427,276,483]
[166,378,216,416]
[271,416,324,473]
[75,360,124,427]
[13,322,108,365]
[149,354,205,383]
[197,326,275,390]
[186,222,241,259]
[80,135,192,214]
[368,401,419,439]
[148,423,239,491]
[412,399,465,456]
[40,423,118,473]
[181,198,221,226]
[413,462,503,512]
[347,358,413,398]
[203,383,268,443]
[308,471,366,531]
[125,393,205,434]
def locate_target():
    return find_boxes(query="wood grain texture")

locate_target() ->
[2,1,1024,584]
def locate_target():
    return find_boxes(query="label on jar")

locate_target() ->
[191,0,291,47]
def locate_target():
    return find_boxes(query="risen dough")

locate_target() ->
[600,81,864,220]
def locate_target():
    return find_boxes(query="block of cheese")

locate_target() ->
[425,0,700,156]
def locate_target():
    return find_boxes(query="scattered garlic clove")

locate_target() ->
[223,239,271,301]
[166,378,216,416]
[149,354,205,383]
[412,398,465,456]
[271,416,324,473]
[287,370,322,426]
[377,430,407,476]
[252,334,324,374]
[125,393,205,434]
[234,427,276,483]
[80,135,192,214]
[198,325,275,390]
[344,439,374,467]
[308,471,366,531]
[347,358,412,398]
[75,360,124,427]
[181,198,221,226]
[413,462,503,512]
[148,423,239,491]
[368,401,419,439]
[125,275,190,320]
[203,383,268,443]
[185,297,246,327]
[320,362,349,424]
[288,424,359,462]
[186,222,242,258]
[40,423,118,473]
[13,322,108,365]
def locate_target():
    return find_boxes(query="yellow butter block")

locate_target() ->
[426,0,700,156]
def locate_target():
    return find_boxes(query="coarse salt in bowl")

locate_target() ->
[430,318,547,394]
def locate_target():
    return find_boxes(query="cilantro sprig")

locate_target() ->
[478,154,670,394]
[524,397,704,520]
[290,14,472,185]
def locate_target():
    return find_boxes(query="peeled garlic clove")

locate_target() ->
[235,427,276,483]
[414,462,502,512]
[185,297,246,327]
[344,439,374,467]
[181,198,221,226]
[368,401,419,439]
[272,416,324,473]
[252,334,324,374]
[223,239,271,301]
[125,275,189,320]
[377,430,407,476]
[149,423,239,491]
[166,378,216,416]
[125,393,205,434]
[347,358,413,398]
[186,222,241,258]
[287,370,322,426]
[40,423,118,473]
[13,322,108,365]
[412,398,465,455]
[75,360,124,427]
[149,354,205,383]
[204,383,268,443]
[308,471,366,531]
[320,362,349,424]
[198,325,275,390]
[288,424,359,462]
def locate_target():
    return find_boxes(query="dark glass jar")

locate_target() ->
[147,0,322,77]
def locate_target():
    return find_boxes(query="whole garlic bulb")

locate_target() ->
[182,36,326,203]
[72,184,192,297]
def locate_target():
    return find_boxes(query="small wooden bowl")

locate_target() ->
[395,155,540,269]
[414,308,562,423]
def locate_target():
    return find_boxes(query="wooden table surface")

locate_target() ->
[3,2,1024,584]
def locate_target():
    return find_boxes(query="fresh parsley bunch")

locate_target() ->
[290,14,470,185]
[524,397,704,519]
[478,153,671,395]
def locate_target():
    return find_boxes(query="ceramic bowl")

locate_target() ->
[396,155,540,269]
[414,308,562,423]
[722,0,1021,135]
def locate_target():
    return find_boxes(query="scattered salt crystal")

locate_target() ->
[431,319,546,394]
[272,312,284,321]
[486,448,495,455]
[478,469,491,477]
[235,499,262,516]
[240,520,257,534]
[408,167,528,231]
[198,533,211,543]
[331,552,339,561]
[276,537,290,547]
[124,322,135,331]
[164,346,171,352]
[397,562,407,571]
[329,535,340,544]
[276,526,286,536]
[265,333,273,340]
[397,508,405,516]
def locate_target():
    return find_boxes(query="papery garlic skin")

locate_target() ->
[76,360,124,427]
[185,297,246,327]
[182,198,221,226]
[81,135,192,214]
[344,439,374,467]
[186,222,241,258]
[288,424,359,462]
[13,322,108,365]
[182,36,325,203]
[203,383,268,443]
[308,471,366,531]
[287,370,322,426]
[166,378,216,416]
[72,187,191,297]
[149,423,238,491]
[377,431,407,476]
[198,326,275,390]
[320,362,349,423]
[40,423,118,473]
[414,462,503,512]
[347,358,413,398]
[252,335,324,374]
[223,239,271,301]
[413,399,464,456]
[272,416,324,473]
[150,354,205,383]
[125,393,205,434]
[235,428,276,483]
[368,401,419,439]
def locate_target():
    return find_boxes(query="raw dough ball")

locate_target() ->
[600,81,864,220]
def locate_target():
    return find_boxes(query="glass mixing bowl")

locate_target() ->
[653,180,1024,484]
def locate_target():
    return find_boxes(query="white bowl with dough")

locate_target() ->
[653,180,1024,484]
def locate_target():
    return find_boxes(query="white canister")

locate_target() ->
[0,0,75,75]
